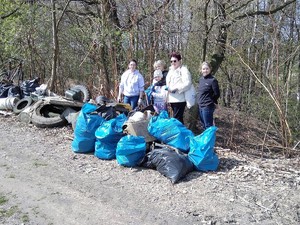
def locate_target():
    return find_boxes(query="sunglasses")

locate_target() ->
[170,60,177,63]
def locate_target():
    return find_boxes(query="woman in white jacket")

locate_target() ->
[166,52,192,124]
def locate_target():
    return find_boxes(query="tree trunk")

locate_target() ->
[49,0,58,92]
[48,0,71,92]
[202,0,210,62]
[211,0,227,75]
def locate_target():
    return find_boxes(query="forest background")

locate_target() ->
[0,0,299,152]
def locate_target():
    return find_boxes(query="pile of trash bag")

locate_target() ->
[71,104,220,184]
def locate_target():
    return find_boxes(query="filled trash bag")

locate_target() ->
[21,77,40,97]
[148,110,194,153]
[0,83,13,98]
[116,135,146,167]
[94,113,127,160]
[188,126,219,171]
[94,141,118,160]
[71,103,104,153]
[8,85,21,98]
[139,148,194,184]
[144,85,154,105]
[96,104,117,120]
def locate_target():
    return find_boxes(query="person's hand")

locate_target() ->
[138,98,143,106]
[169,88,178,94]
[117,96,121,103]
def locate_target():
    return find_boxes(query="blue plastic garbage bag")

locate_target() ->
[94,113,127,160]
[116,135,146,167]
[72,103,104,153]
[138,147,194,184]
[148,110,194,153]
[188,126,219,171]
[144,85,154,105]
[94,141,118,160]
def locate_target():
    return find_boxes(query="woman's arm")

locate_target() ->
[152,86,167,100]
[177,66,192,94]
[117,73,125,102]
[212,78,220,103]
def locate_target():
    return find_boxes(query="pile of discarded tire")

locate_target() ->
[0,82,92,128]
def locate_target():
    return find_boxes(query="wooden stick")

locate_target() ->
[261,111,273,157]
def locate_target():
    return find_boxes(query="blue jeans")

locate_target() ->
[124,95,139,110]
[199,105,215,130]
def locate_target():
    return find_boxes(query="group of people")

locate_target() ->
[117,52,220,130]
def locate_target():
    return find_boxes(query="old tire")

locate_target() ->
[31,100,67,128]
[71,85,90,102]
[13,97,33,114]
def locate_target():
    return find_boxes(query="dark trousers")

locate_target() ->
[170,102,186,124]
[199,105,215,129]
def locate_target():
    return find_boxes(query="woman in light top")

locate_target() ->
[166,52,192,124]
[117,59,145,110]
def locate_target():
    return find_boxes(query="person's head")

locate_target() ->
[128,59,137,72]
[153,69,163,82]
[169,52,182,70]
[200,61,212,76]
[153,60,166,71]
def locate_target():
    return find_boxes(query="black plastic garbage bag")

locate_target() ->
[139,148,194,184]
[0,83,13,98]
[8,85,21,98]
[96,105,117,120]
[21,77,40,97]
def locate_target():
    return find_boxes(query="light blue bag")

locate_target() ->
[94,114,127,160]
[94,141,118,160]
[71,103,104,153]
[116,135,146,167]
[148,110,194,153]
[188,126,219,171]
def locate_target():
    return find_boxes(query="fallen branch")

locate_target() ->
[293,141,300,150]
[236,194,272,211]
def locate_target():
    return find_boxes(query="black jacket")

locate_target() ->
[197,74,220,107]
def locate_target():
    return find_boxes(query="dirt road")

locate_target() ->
[0,115,299,225]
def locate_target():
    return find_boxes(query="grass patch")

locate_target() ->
[0,206,18,218]
[0,195,8,205]
[8,174,15,178]
[33,161,48,167]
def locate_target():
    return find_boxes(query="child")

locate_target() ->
[151,70,167,113]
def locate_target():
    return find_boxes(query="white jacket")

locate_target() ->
[166,66,192,103]
[152,85,167,104]
[119,69,144,97]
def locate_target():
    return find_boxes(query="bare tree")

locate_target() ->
[48,0,71,92]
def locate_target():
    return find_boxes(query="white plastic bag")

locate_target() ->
[184,84,196,109]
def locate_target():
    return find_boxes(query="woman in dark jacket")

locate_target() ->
[197,62,220,130]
